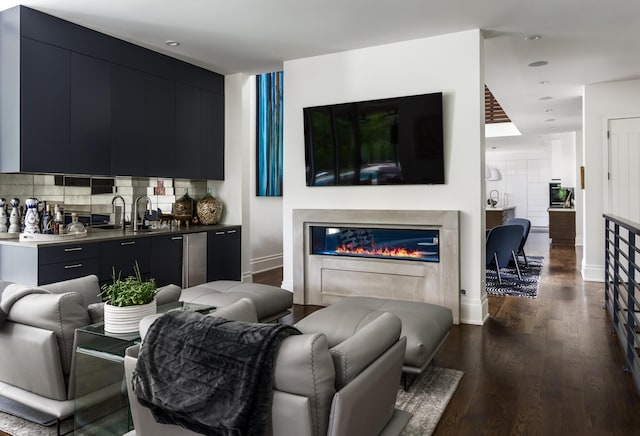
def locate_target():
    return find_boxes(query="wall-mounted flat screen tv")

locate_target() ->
[303,92,444,186]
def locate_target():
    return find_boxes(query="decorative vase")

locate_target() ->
[173,189,194,227]
[23,198,40,234]
[104,299,157,334]
[8,198,21,234]
[196,190,223,225]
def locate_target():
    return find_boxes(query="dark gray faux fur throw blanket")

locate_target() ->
[132,311,300,436]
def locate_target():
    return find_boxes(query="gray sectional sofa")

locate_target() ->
[124,298,411,436]
[0,275,180,421]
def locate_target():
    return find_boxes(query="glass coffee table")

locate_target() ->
[73,302,214,435]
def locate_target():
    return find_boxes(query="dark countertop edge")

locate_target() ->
[0,224,240,247]
[547,208,575,212]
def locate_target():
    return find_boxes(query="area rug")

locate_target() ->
[486,255,543,298]
[0,413,72,436]
[0,366,463,436]
[396,366,464,436]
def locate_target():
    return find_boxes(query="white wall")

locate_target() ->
[248,77,284,273]
[485,148,551,227]
[583,78,640,281]
[213,73,253,282]
[551,132,577,187]
[282,30,487,324]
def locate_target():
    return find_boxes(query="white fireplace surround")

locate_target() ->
[293,209,460,324]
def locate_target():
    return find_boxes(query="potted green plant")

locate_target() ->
[100,261,158,334]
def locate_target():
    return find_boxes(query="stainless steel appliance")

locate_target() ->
[182,232,207,288]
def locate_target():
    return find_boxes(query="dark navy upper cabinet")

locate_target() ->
[0,5,224,179]
[20,38,71,173]
[176,82,201,179]
[145,74,176,177]
[70,53,112,175]
[111,64,147,176]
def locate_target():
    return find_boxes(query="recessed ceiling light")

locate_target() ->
[539,80,549,85]
[548,126,556,129]
[545,118,556,122]
[525,35,542,41]
[165,40,180,47]
[528,61,548,67]
[545,109,554,113]
[539,96,553,101]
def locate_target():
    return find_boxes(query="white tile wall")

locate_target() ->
[0,173,212,224]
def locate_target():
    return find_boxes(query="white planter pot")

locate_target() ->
[104,299,157,334]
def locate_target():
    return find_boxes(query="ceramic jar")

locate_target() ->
[173,190,194,217]
[23,198,40,234]
[8,198,21,234]
[196,190,223,225]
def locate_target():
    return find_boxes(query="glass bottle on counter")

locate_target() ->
[66,212,86,234]
[53,204,64,234]
[42,204,53,234]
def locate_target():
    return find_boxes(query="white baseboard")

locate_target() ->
[250,253,283,274]
[281,279,294,292]
[459,293,488,325]
[582,262,605,282]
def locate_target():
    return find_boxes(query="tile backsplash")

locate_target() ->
[0,173,208,224]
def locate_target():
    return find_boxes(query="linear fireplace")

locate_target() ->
[293,209,460,323]
[310,226,439,262]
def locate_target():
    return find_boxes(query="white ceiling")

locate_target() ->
[3,0,640,149]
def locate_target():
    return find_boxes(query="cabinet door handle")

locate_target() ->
[120,241,136,246]
[64,247,83,252]
[215,231,225,235]
[171,236,183,241]
[226,230,237,234]
[64,264,83,269]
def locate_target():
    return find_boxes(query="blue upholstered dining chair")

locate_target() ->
[506,217,532,267]
[486,224,523,285]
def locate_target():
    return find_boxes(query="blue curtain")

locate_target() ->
[256,71,284,196]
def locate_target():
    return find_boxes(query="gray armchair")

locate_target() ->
[124,298,410,436]
[0,275,180,421]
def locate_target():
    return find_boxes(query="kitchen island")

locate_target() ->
[486,206,516,229]
[548,207,575,246]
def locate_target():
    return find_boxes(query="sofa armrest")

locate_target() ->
[0,322,67,400]
[328,337,407,436]
[156,284,181,305]
[273,333,336,436]
[329,311,402,389]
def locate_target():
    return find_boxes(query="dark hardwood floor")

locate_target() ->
[254,231,640,436]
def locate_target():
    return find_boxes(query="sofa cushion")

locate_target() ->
[329,312,402,389]
[335,297,453,368]
[180,281,293,321]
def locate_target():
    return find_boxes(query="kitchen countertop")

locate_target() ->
[548,207,575,212]
[0,223,239,248]
[485,206,516,211]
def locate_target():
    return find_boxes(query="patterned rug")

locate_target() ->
[396,366,464,435]
[486,255,543,298]
[0,366,463,436]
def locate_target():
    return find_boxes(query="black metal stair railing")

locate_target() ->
[604,213,640,393]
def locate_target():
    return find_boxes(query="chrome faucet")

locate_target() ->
[132,195,153,232]
[111,195,126,230]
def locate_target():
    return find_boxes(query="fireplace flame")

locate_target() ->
[335,244,422,258]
